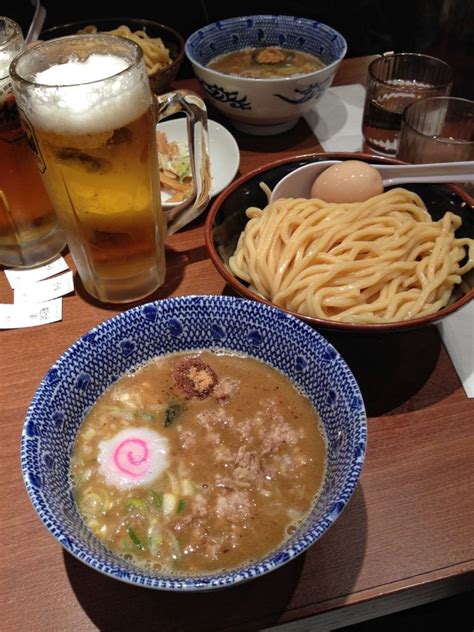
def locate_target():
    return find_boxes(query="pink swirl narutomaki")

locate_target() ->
[98,427,169,490]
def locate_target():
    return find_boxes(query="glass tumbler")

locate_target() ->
[0,16,65,268]
[362,52,454,155]
[397,96,474,197]
[397,96,474,163]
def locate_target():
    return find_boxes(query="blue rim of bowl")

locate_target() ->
[20,295,367,591]
[185,15,348,81]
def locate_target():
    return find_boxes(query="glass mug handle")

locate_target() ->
[155,90,211,235]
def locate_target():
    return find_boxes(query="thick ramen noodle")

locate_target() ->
[71,351,327,574]
[208,46,325,79]
[229,188,474,323]
[78,24,172,75]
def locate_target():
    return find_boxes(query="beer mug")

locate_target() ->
[0,16,65,268]
[10,34,211,302]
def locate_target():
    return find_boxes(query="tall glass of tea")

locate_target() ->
[0,16,65,268]
[10,34,210,303]
[362,53,454,156]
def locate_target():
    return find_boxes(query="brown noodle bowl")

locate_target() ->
[229,187,474,324]
[78,25,172,75]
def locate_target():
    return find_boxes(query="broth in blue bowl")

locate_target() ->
[21,295,366,590]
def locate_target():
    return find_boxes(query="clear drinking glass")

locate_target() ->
[362,52,454,155]
[397,96,474,163]
[397,96,474,197]
[0,16,65,268]
[10,34,210,302]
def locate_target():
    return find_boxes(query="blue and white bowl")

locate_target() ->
[185,15,347,135]
[21,295,366,591]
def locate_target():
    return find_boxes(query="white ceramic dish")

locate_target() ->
[157,118,240,208]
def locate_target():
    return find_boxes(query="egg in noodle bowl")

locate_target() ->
[228,187,474,324]
[71,350,327,574]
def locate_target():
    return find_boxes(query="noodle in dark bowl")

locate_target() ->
[205,153,474,333]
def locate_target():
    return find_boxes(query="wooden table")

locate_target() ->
[1,56,473,632]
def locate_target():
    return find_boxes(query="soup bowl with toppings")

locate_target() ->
[21,295,366,591]
[205,154,474,333]
[185,15,347,135]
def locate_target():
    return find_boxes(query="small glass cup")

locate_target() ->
[397,96,474,163]
[397,96,474,197]
[0,16,66,268]
[362,52,454,156]
[10,33,210,303]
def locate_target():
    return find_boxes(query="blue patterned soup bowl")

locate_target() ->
[21,295,366,591]
[185,15,347,135]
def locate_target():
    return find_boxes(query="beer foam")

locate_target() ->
[22,54,151,134]
[35,54,129,85]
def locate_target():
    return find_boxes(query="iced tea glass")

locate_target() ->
[0,16,65,268]
[10,34,210,302]
[362,53,453,155]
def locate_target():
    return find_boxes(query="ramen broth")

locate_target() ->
[208,46,325,78]
[71,350,327,574]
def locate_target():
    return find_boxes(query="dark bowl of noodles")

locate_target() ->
[185,15,347,136]
[205,153,474,333]
[21,295,366,591]
[41,18,185,94]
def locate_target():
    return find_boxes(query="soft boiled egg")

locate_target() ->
[310,160,384,203]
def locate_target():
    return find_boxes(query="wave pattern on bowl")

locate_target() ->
[21,295,366,591]
[185,15,347,134]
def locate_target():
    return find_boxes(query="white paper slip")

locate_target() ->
[4,256,69,288]
[14,270,74,304]
[0,298,63,329]
[437,302,474,399]
[304,84,366,152]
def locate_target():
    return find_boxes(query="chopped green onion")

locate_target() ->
[148,525,163,555]
[80,491,106,516]
[167,471,180,494]
[177,499,187,514]
[120,538,133,554]
[150,490,163,510]
[102,405,135,421]
[167,529,182,562]
[163,493,178,516]
[87,518,100,532]
[163,402,184,427]
[128,527,144,550]
[139,411,155,422]
[127,498,146,511]
[181,478,194,496]
[82,427,96,440]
